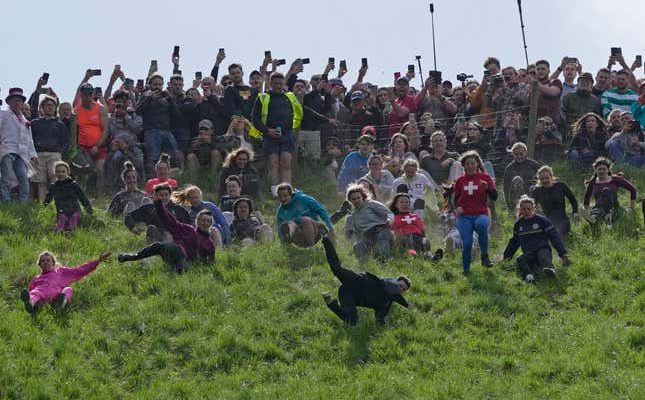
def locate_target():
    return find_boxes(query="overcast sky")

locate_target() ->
[2,0,644,105]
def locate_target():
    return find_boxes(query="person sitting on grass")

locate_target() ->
[230,197,273,246]
[321,237,410,325]
[118,196,215,274]
[219,175,244,220]
[44,161,93,233]
[336,134,375,195]
[503,196,571,284]
[503,142,540,209]
[218,148,259,199]
[389,192,443,261]
[145,153,177,194]
[21,251,111,314]
[125,183,191,243]
[172,185,231,247]
[106,161,149,217]
[276,182,334,247]
[391,158,439,219]
[185,119,221,174]
[582,157,637,226]
[344,184,394,262]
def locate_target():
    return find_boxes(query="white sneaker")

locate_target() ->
[525,274,535,283]
[542,267,557,277]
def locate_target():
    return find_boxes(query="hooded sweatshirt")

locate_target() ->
[276,190,333,231]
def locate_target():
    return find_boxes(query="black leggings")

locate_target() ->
[323,237,362,325]
[133,242,188,273]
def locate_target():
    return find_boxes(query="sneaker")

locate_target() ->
[317,223,330,238]
[117,253,135,263]
[53,293,67,308]
[525,274,536,283]
[481,253,493,268]
[279,223,292,243]
[322,293,333,305]
[543,267,557,277]
[406,249,418,256]
[21,288,35,314]
[432,249,444,262]
[339,200,352,214]
[582,211,597,224]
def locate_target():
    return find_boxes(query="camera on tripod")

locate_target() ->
[456,73,473,82]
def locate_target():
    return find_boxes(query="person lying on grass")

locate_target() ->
[118,195,215,274]
[503,196,571,284]
[21,251,111,314]
[321,237,411,325]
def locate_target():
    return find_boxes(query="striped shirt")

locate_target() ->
[601,88,638,117]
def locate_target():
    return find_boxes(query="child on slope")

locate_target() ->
[390,192,443,261]
[21,251,111,313]
[44,161,93,233]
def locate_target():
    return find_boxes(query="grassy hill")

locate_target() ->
[1,163,644,399]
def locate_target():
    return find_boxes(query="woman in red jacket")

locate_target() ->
[389,192,443,261]
[117,185,215,273]
[452,150,498,273]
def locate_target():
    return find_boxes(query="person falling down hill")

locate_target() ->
[321,237,411,325]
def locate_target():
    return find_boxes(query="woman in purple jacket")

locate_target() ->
[117,189,215,273]
[582,157,637,226]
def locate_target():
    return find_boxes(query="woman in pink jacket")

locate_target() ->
[21,251,111,313]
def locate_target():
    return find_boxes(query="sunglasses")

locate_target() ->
[223,81,233,86]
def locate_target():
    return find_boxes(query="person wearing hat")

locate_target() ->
[0,88,38,202]
[561,72,602,135]
[186,119,220,173]
[347,90,382,140]
[336,134,375,194]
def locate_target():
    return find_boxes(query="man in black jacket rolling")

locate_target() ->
[321,237,411,325]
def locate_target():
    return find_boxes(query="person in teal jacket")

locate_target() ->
[276,183,333,247]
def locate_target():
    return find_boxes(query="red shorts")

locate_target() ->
[79,145,108,161]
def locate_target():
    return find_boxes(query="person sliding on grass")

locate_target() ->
[321,237,411,325]
[582,157,637,227]
[276,183,334,247]
[389,192,443,261]
[118,193,215,274]
[21,251,111,314]
[503,196,571,284]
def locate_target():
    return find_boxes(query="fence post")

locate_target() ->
[526,80,539,157]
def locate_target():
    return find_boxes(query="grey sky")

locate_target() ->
[1,0,644,104]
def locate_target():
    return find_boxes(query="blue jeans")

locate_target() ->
[568,149,597,169]
[627,154,645,167]
[606,141,624,163]
[144,129,178,177]
[456,214,489,272]
[0,154,29,202]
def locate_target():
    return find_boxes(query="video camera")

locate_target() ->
[456,73,473,82]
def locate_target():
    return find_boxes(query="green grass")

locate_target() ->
[1,162,644,399]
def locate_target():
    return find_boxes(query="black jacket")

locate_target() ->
[302,89,333,130]
[125,201,191,231]
[503,213,567,259]
[30,117,70,154]
[44,177,92,216]
[135,93,180,131]
[223,84,258,120]
[197,94,229,135]
[218,165,260,198]
[170,94,197,132]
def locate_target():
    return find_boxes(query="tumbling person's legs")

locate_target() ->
[536,247,556,277]
[373,227,393,261]
[118,242,188,273]
[457,215,476,272]
[323,237,360,284]
[517,253,538,282]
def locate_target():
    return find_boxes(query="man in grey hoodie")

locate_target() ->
[344,184,393,262]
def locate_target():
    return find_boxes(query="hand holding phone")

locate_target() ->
[41,73,49,85]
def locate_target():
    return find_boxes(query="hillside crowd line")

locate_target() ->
[2,47,644,324]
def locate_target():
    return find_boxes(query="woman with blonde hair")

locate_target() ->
[529,165,579,239]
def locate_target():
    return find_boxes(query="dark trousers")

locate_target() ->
[517,247,554,278]
[399,234,429,252]
[132,242,188,273]
[324,238,363,325]
[590,187,619,222]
